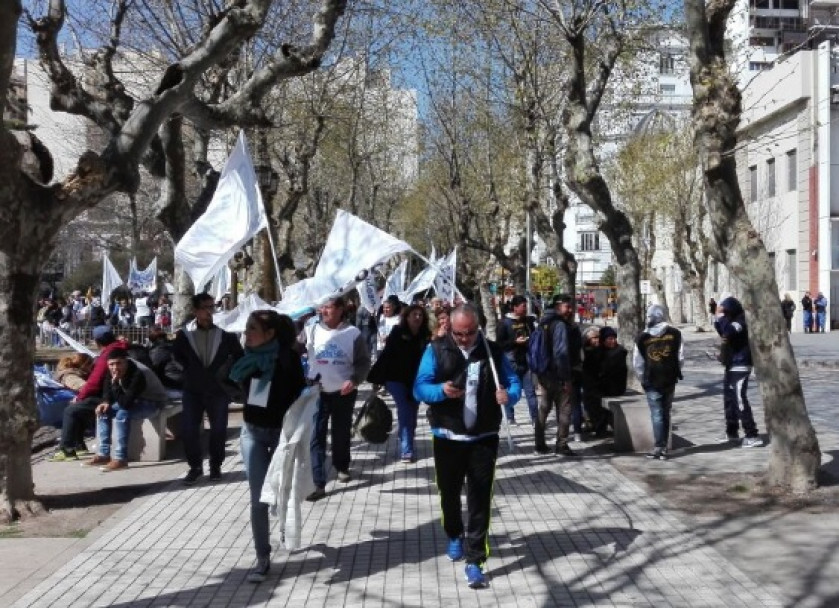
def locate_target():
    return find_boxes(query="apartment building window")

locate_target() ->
[750,0,770,8]
[749,165,758,202]
[580,232,600,252]
[787,148,797,192]
[779,0,798,8]
[786,250,797,291]
[659,84,676,96]
[767,158,776,197]
[749,61,772,71]
[659,53,675,75]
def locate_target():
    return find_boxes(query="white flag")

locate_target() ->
[127,257,157,293]
[400,264,438,303]
[102,255,124,312]
[209,265,232,302]
[314,210,412,291]
[434,248,457,305]
[357,271,381,314]
[383,260,408,302]
[175,130,268,292]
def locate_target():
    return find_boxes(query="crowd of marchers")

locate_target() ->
[38,286,765,590]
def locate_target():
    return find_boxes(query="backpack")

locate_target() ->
[353,394,393,444]
[526,320,554,375]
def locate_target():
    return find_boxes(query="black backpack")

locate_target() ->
[353,394,393,444]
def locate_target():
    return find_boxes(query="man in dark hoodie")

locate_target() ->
[633,305,684,460]
[714,296,763,448]
[533,294,580,457]
[496,295,539,425]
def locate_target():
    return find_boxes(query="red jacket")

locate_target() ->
[75,339,129,401]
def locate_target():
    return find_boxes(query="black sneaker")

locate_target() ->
[306,487,326,502]
[555,444,579,458]
[247,556,270,583]
[183,468,203,486]
[209,467,222,481]
[534,445,551,455]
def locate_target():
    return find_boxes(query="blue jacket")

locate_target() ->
[536,309,572,382]
[414,334,521,439]
[714,297,752,370]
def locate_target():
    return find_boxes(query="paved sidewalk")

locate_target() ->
[13,398,785,608]
[10,329,839,607]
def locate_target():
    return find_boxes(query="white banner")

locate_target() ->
[175,130,268,292]
[434,248,457,305]
[400,264,438,303]
[209,265,232,302]
[127,256,157,294]
[357,271,381,314]
[383,259,408,302]
[102,255,124,312]
[314,210,412,292]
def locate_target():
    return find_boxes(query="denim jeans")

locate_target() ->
[817,311,826,332]
[803,310,813,332]
[240,422,282,559]
[97,399,161,461]
[386,381,418,458]
[310,390,356,488]
[643,387,674,449]
[519,370,539,423]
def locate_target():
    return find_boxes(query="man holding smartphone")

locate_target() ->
[414,304,521,589]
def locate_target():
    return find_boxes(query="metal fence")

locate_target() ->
[36,324,174,348]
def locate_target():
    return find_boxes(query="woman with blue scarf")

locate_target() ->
[230,310,306,583]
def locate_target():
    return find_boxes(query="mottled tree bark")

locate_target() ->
[684,0,820,491]
[0,0,347,522]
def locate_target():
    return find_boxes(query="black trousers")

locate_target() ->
[433,434,499,565]
[59,397,97,451]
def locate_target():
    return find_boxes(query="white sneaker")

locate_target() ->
[741,436,764,448]
[715,434,739,444]
[573,433,582,443]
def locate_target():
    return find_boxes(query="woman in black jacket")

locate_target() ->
[368,304,431,462]
[230,310,306,584]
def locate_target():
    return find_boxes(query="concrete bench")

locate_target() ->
[606,394,671,453]
[127,400,183,462]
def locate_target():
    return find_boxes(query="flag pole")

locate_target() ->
[263,226,285,299]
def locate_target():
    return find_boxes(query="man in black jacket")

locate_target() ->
[496,295,539,425]
[413,304,521,589]
[173,292,244,484]
[92,348,167,471]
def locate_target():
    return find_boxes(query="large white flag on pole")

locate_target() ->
[102,255,123,312]
[175,131,268,291]
[400,264,438,303]
[278,211,413,310]
[313,210,412,291]
[434,248,457,305]
[383,259,408,302]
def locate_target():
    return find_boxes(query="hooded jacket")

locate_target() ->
[496,312,536,373]
[535,308,572,383]
[714,297,752,371]
[633,320,684,391]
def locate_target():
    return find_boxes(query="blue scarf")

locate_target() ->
[229,340,279,393]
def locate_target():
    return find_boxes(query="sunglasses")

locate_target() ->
[452,329,478,338]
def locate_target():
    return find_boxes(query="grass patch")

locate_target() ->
[727,483,750,494]
[0,525,22,538]
[66,529,88,539]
